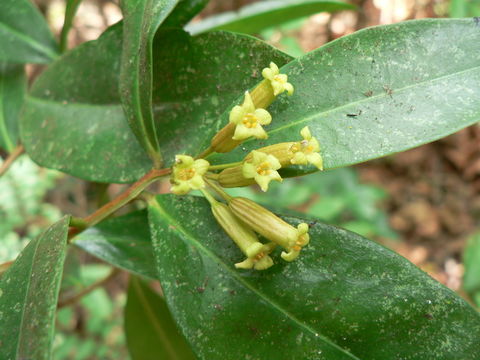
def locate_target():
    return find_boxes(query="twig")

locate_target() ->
[57,268,121,309]
[0,145,24,177]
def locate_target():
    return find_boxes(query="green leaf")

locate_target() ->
[463,232,480,299]
[119,0,179,166]
[148,195,480,359]
[212,19,480,174]
[152,29,292,164]
[0,63,26,152]
[21,25,291,181]
[74,210,157,279]
[125,276,196,360]
[0,216,70,360]
[0,0,58,64]
[20,24,153,183]
[162,0,210,28]
[185,0,355,35]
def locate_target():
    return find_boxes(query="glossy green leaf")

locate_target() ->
[185,0,355,35]
[20,24,153,183]
[119,0,179,166]
[74,210,157,279]
[0,216,70,360]
[0,0,58,64]
[0,63,26,152]
[148,195,480,359]
[125,276,196,360]
[212,19,480,175]
[162,0,210,28]
[21,25,291,181]
[152,29,292,165]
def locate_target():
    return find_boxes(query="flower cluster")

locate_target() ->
[169,62,323,270]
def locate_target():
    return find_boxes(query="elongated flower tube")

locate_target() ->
[171,155,209,195]
[262,62,294,96]
[242,151,282,192]
[209,200,275,270]
[229,197,309,261]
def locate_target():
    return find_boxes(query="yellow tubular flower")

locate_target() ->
[242,151,282,192]
[229,91,272,141]
[262,62,294,96]
[210,201,276,270]
[229,197,310,262]
[290,126,323,170]
[171,155,209,195]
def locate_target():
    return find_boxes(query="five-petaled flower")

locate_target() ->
[171,155,209,195]
[290,126,323,170]
[262,62,294,96]
[242,151,282,192]
[229,91,272,141]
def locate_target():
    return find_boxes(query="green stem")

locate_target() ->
[74,168,170,232]
[204,177,232,202]
[205,172,219,180]
[60,0,83,52]
[196,146,214,159]
[208,161,242,171]
[200,188,219,205]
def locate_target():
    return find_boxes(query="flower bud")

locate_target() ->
[210,123,242,153]
[211,202,275,270]
[228,197,309,262]
[218,166,255,188]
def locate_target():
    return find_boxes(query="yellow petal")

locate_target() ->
[284,82,294,96]
[171,181,190,195]
[175,155,194,167]
[306,152,323,170]
[255,174,272,192]
[269,62,279,74]
[300,126,312,140]
[232,124,251,141]
[252,150,267,164]
[272,81,284,96]
[281,250,300,262]
[235,258,254,269]
[254,256,274,270]
[250,125,268,139]
[242,162,256,179]
[291,151,307,165]
[265,154,281,170]
[189,175,205,189]
[262,67,274,80]
[229,105,245,124]
[193,159,210,174]
[242,91,255,113]
[276,74,288,83]
[254,108,272,125]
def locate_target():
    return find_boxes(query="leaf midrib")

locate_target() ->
[0,22,57,61]
[150,199,361,360]
[265,63,480,138]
